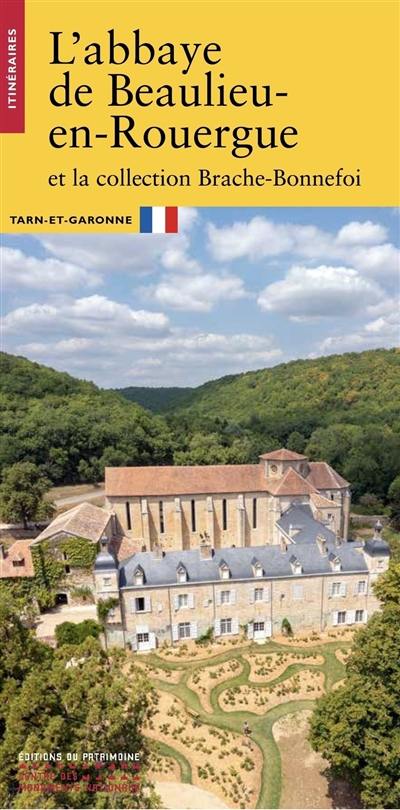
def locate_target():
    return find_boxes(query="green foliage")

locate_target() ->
[97,596,119,624]
[195,626,214,645]
[310,577,400,808]
[116,385,193,412]
[1,348,400,505]
[55,619,101,646]
[0,462,54,528]
[281,618,293,636]
[0,595,160,808]
[0,352,175,486]
[373,562,400,605]
[388,475,400,530]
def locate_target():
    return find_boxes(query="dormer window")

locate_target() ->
[289,555,302,575]
[329,553,341,572]
[219,560,230,580]
[176,563,188,583]
[251,559,263,578]
[134,566,145,586]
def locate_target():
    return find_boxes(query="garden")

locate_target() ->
[134,633,353,809]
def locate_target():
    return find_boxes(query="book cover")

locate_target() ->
[0,1,399,809]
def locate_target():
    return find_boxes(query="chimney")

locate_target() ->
[0,543,5,560]
[280,536,287,554]
[373,520,383,540]
[335,530,342,548]
[153,544,163,560]
[316,535,328,556]
[199,542,213,560]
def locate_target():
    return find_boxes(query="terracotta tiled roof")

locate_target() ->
[267,467,317,496]
[33,502,112,545]
[106,464,269,497]
[110,535,141,561]
[0,539,34,578]
[259,448,307,461]
[310,491,341,509]
[307,462,349,490]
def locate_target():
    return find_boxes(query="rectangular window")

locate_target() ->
[220,590,231,604]
[103,577,111,586]
[178,622,191,639]
[253,621,265,632]
[159,501,165,534]
[178,594,188,609]
[355,609,364,623]
[191,499,196,532]
[220,618,232,635]
[337,611,346,625]
[252,497,257,529]
[137,632,149,644]
[222,498,227,531]
[135,597,145,612]
[357,580,367,594]
[332,582,341,596]
[254,587,264,602]
[125,501,132,531]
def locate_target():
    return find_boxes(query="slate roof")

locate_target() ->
[94,547,117,571]
[276,504,337,544]
[119,538,367,588]
[364,538,390,557]
[33,502,112,545]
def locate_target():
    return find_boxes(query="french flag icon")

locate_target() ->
[140,206,178,234]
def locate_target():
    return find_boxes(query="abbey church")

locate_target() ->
[105,448,351,553]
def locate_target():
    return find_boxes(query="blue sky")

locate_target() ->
[1,207,398,387]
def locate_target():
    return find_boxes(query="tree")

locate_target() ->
[0,462,54,528]
[309,570,400,808]
[388,475,400,530]
[0,623,160,808]
[97,597,119,650]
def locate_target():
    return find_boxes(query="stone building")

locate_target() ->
[105,448,351,552]
[93,521,390,651]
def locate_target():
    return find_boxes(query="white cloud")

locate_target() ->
[143,272,248,312]
[207,216,399,284]
[336,220,387,245]
[11,324,282,387]
[36,208,199,274]
[1,247,101,290]
[317,302,398,354]
[3,295,169,336]
[257,265,385,320]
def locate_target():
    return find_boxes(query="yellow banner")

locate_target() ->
[1,0,399,231]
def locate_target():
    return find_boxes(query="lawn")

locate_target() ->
[135,634,352,809]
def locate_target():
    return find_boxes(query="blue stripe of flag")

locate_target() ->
[140,207,152,233]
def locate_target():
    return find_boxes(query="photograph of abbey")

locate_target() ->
[0,207,399,809]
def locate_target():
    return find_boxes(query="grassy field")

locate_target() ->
[135,634,353,809]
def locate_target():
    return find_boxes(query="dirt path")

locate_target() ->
[155,781,229,809]
[52,487,105,507]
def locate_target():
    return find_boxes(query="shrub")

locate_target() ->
[281,617,293,636]
[55,619,101,646]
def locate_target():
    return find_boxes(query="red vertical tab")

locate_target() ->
[0,0,25,132]
[165,207,178,234]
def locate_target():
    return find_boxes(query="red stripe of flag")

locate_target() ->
[165,207,178,233]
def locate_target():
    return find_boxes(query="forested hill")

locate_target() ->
[167,349,400,422]
[118,349,400,503]
[0,352,175,485]
[1,349,399,503]
[116,385,193,412]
